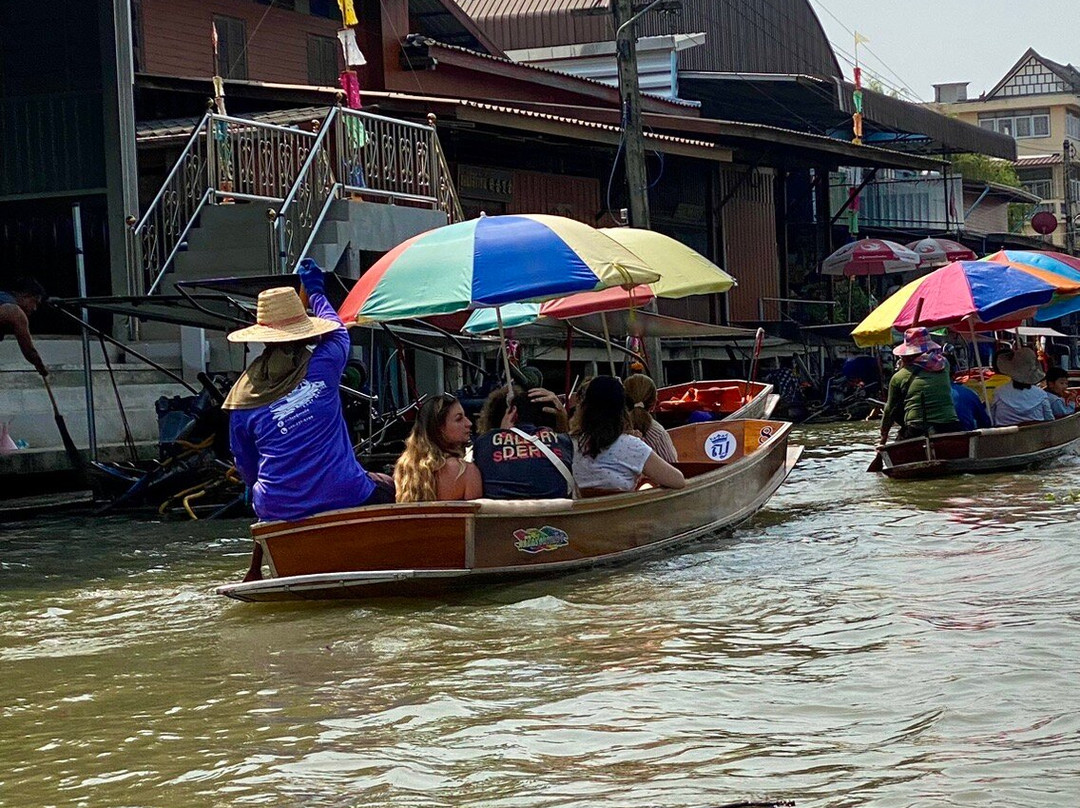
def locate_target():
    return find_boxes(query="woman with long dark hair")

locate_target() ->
[394,393,482,502]
[571,376,684,495]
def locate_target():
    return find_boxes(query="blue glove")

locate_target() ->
[297,258,326,298]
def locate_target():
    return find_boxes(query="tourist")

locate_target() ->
[951,379,991,431]
[571,375,685,495]
[225,260,395,525]
[623,373,678,462]
[0,277,49,378]
[990,347,1054,425]
[473,385,574,499]
[394,393,482,502]
[1043,367,1076,419]
[879,327,962,444]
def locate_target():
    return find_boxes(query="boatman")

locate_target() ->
[0,278,49,378]
[223,260,395,576]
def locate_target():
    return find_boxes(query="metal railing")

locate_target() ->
[132,107,466,289]
[275,107,465,272]
[132,113,318,294]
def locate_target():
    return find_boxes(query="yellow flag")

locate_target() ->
[338,0,358,26]
[854,31,870,46]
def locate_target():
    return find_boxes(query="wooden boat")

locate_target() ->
[872,411,1080,479]
[217,418,803,602]
[656,380,779,424]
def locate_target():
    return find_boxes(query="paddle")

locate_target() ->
[746,327,765,403]
[42,376,83,470]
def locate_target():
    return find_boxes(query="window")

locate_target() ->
[255,0,296,9]
[309,0,343,20]
[1022,179,1052,200]
[307,34,339,86]
[1067,111,1080,141]
[977,110,1050,140]
[214,15,248,80]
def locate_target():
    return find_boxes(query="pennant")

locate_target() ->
[337,28,366,68]
[337,0,358,26]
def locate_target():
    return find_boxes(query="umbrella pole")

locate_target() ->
[495,306,515,403]
[564,322,573,398]
[601,313,617,376]
[968,316,993,426]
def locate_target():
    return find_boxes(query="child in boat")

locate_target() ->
[224,261,395,524]
[879,328,962,444]
[990,347,1054,425]
[623,373,678,462]
[394,393,483,502]
[1043,367,1076,419]
[473,385,574,499]
[571,375,685,496]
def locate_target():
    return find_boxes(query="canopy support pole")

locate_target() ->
[601,313,617,375]
[564,322,573,398]
[495,307,515,403]
[968,316,993,426]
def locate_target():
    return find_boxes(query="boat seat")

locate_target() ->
[475,497,576,514]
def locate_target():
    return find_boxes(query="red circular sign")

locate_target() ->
[1031,211,1058,234]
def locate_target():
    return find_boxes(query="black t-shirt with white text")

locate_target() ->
[473,424,574,499]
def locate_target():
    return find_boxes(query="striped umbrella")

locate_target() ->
[338,214,659,324]
[851,260,1063,347]
[983,250,1080,321]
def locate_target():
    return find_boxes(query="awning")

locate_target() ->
[511,309,757,339]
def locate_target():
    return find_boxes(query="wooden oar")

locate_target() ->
[42,377,83,470]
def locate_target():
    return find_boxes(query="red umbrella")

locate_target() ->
[821,238,919,277]
[906,237,976,269]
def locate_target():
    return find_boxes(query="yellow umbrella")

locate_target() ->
[598,227,735,296]
[850,275,925,347]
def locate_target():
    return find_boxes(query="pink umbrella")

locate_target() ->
[821,238,920,277]
[906,237,976,269]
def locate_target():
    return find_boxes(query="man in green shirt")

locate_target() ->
[879,327,962,445]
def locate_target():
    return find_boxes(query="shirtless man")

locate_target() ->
[0,278,48,377]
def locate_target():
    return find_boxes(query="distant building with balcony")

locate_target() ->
[930,48,1080,250]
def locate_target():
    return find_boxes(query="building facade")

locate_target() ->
[932,48,1080,249]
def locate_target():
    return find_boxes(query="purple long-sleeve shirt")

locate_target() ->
[229,292,374,522]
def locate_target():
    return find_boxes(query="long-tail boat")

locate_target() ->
[871,411,1080,479]
[217,418,802,602]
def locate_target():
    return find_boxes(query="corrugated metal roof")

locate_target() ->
[1015,154,1063,167]
[458,0,843,79]
[136,106,328,144]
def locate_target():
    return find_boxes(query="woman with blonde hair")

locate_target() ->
[623,373,678,463]
[394,393,482,502]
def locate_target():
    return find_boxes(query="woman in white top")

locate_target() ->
[990,347,1054,425]
[624,373,678,463]
[571,376,685,495]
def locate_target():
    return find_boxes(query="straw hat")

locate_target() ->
[227,287,339,343]
[993,346,1045,385]
[893,326,942,356]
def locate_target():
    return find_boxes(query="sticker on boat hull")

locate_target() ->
[703,429,737,461]
[513,526,569,554]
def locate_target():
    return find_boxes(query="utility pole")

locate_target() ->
[613,0,652,229]
[1064,139,1076,255]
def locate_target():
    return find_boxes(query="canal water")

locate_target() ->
[2,423,1078,807]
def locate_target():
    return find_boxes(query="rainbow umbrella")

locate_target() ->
[982,250,1080,321]
[462,228,735,334]
[851,260,1059,347]
[338,214,659,324]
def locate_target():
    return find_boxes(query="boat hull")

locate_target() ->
[218,419,801,602]
[875,412,1080,479]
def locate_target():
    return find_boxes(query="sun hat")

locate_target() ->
[227,287,340,344]
[893,326,942,357]
[993,346,1045,385]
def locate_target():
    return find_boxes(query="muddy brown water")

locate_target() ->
[2,422,1078,807]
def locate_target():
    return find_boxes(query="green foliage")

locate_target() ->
[949,153,1021,187]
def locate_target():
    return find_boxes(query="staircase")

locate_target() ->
[131,107,464,295]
